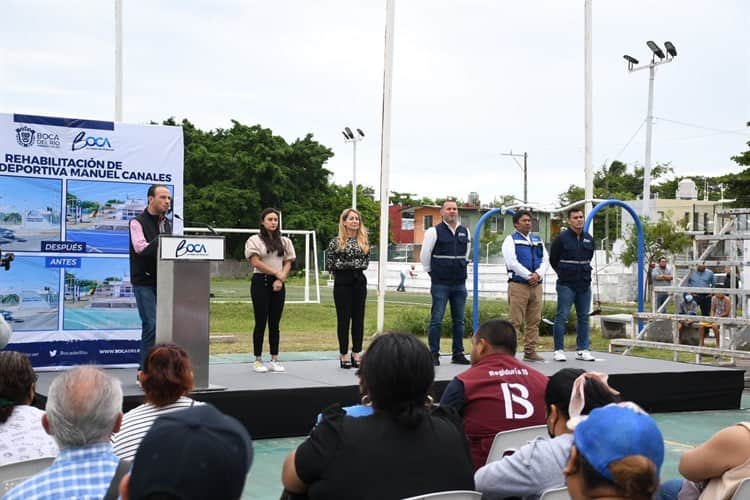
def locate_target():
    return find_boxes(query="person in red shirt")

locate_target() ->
[440,318,548,469]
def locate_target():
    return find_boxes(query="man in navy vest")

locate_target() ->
[420,200,471,365]
[549,208,595,362]
[128,184,172,372]
[439,319,547,469]
[501,210,549,361]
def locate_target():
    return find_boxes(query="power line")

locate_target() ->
[654,117,750,136]
[608,118,647,163]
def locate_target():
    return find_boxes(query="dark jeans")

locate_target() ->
[428,282,467,355]
[553,283,591,351]
[333,270,367,355]
[250,274,286,357]
[694,293,711,316]
[134,285,157,370]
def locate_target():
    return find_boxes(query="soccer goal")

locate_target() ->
[181,226,321,304]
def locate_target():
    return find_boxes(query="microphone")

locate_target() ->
[173,214,217,235]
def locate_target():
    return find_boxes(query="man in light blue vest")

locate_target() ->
[420,200,471,366]
[501,210,549,361]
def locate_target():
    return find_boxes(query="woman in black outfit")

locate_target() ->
[281,332,475,500]
[325,208,369,369]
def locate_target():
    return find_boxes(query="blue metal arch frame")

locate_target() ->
[470,201,645,332]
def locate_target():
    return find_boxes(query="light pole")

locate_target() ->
[623,40,677,218]
[501,150,528,204]
[341,127,365,209]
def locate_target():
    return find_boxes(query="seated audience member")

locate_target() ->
[0,351,58,466]
[659,421,750,500]
[678,294,699,341]
[119,404,253,500]
[5,366,124,500]
[474,368,620,499]
[563,402,664,500]
[112,343,200,460]
[440,318,548,469]
[698,292,731,348]
[315,369,373,425]
[282,332,474,499]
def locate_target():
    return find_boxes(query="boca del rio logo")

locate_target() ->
[72,131,113,151]
[16,126,36,147]
[175,239,208,257]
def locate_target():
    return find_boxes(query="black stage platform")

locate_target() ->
[34,351,745,439]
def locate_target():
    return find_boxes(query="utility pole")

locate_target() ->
[501,151,528,204]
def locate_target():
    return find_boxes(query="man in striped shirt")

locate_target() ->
[5,366,124,500]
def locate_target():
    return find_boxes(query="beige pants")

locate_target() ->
[508,281,543,353]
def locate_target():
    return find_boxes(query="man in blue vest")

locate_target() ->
[129,184,172,372]
[501,210,549,361]
[420,200,471,366]
[549,208,595,362]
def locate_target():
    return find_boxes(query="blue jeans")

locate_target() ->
[656,479,683,500]
[553,283,591,351]
[655,291,669,311]
[428,282,467,355]
[134,285,157,369]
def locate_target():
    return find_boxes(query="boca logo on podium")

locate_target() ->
[175,239,208,258]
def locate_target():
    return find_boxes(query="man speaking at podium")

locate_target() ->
[129,184,173,372]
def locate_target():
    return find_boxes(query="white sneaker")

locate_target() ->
[269,360,285,372]
[253,360,268,373]
[553,350,567,362]
[577,350,596,362]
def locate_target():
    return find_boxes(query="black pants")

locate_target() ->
[333,270,367,355]
[695,294,711,317]
[250,274,286,357]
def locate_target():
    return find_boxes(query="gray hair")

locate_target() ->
[45,366,122,449]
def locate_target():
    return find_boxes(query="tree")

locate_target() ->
[620,216,691,268]
[173,118,338,259]
[557,160,673,245]
[478,223,503,261]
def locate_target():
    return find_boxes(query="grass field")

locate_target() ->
[207,277,713,363]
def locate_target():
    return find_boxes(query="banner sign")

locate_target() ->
[0,113,183,368]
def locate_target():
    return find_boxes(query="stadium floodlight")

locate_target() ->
[664,41,677,58]
[647,40,665,60]
[342,126,365,209]
[623,40,678,218]
[623,55,639,70]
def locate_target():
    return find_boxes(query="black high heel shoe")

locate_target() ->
[340,357,352,369]
[350,353,360,369]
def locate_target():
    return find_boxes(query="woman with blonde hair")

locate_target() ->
[325,208,369,368]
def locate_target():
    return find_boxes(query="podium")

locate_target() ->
[156,235,225,391]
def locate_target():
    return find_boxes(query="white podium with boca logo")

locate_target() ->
[156,235,225,391]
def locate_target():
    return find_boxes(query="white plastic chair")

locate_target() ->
[540,486,571,499]
[485,424,547,464]
[402,490,482,500]
[731,478,750,500]
[0,457,55,494]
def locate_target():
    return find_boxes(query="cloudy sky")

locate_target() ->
[1,1,748,208]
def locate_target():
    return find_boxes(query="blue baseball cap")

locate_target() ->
[569,402,664,482]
